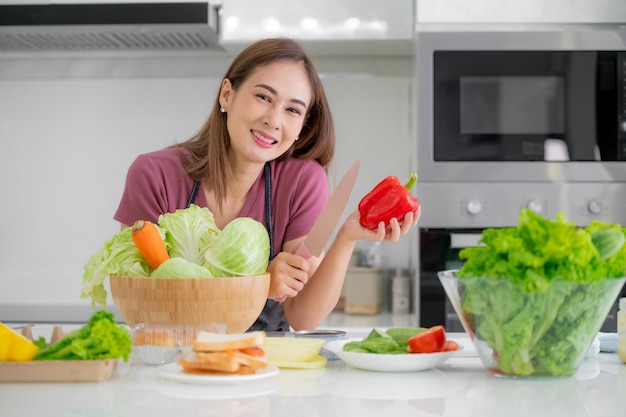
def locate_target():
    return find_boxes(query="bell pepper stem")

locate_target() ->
[405,171,418,190]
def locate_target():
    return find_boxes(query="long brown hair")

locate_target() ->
[173,38,335,207]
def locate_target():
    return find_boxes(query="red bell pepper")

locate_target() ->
[358,171,420,230]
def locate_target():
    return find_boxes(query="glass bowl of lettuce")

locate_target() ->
[438,209,626,378]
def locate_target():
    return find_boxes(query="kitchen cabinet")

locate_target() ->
[416,0,626,23]
[220,0,414,57]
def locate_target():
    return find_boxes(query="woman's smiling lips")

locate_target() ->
[251,129,278,148]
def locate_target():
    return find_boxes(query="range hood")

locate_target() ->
[0,0,416,57]
[0,2,223,52]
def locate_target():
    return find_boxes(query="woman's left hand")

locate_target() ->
[339,207,421,243]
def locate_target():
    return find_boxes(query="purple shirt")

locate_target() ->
[114,147,329,255]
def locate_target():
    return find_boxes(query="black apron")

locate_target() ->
[187,162,289,332]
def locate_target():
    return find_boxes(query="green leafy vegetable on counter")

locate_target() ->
[343,327,426,354]
[34,310,132,362]
[456,208,626,376]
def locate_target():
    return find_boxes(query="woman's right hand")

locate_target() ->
[266,252,311,301]
[338,208,420,244]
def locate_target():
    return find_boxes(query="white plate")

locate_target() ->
[324,339,461,372]
[158,363,279,384]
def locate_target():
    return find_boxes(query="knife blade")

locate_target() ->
[293,159,360,259]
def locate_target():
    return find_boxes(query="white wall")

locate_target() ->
[0,55,415,322]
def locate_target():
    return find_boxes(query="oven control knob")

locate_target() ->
[527,199,543,213]
[587,199,602,215]
[466,199,482,215]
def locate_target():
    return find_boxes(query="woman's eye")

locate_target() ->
[287,108,302,115]
[257,94,271,102]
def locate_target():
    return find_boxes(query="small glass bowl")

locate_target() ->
[131,323,227,365]
[133,345,180,366]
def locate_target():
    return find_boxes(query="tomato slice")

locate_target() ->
[443,340,459,352]
[407,325,446,353]
[237,347,265,357]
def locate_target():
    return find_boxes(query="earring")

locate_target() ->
[295,136,299,141]
[220,107,226,113]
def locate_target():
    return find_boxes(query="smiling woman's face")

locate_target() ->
[220,60,312,165]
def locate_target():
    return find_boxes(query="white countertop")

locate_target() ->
[1,327,626,417]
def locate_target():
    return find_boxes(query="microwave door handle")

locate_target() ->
[566,53,598,161]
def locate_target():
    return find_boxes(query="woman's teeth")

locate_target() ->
[252,130,277,145]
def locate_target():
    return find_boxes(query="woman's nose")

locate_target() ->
[263,107,280,130]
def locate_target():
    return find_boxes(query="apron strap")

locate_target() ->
[264,162,275,261]
[186,181,200,209]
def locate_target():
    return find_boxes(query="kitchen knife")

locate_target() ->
[293,159,360,259]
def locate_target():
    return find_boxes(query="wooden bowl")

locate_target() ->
[110,274,270,334]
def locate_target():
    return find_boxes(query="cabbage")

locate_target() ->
[80,227,151,307]
[151,257,213,278]
[204,217,270,276]
[158,204,220,266]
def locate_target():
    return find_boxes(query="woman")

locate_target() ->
[114,38,420,331]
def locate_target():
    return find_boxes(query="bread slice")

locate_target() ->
[181,364,257,376]
[193,331,266,352]
[195,350,268,370]
[178,350,268,375]
[179,351,240,373]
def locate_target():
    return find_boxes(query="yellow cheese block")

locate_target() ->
[0,322,39,362]
[0,324,11,361]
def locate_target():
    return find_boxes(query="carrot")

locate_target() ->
[131,220,170,270]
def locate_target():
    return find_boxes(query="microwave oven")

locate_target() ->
[415,25,626,229]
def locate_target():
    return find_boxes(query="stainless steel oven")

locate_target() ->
[414,24,626,330]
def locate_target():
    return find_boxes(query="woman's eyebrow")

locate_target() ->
[255,83,308,109]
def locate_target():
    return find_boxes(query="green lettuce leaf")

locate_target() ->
[457,209,626,287]
[158,204,220,266]
[80,227,150,307]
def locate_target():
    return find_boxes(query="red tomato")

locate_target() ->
[443,340,459,352]
[407,325,446,353]
[237,347,265,357]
